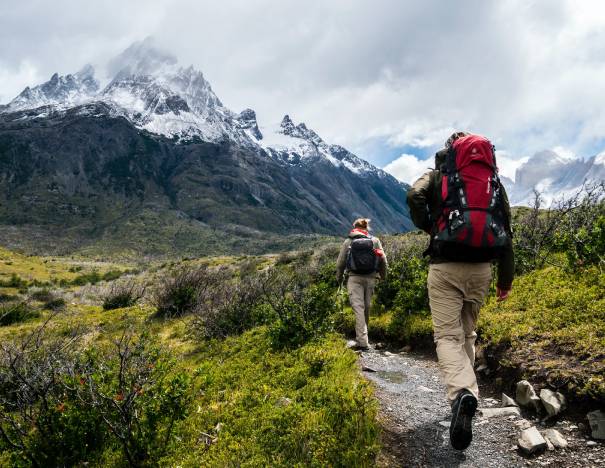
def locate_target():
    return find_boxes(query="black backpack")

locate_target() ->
[346,237,378,274]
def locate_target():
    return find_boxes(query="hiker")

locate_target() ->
[407,132,514,451]
[336,218,388,351]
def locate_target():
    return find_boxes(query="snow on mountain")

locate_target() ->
[5,64,99,112]
[507,149,604,206]
[0,39,382,178]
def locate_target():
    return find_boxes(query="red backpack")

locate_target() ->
[433,134,510,260]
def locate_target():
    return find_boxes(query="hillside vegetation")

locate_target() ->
[0,248,378,467]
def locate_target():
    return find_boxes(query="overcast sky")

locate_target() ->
[1,0,605,183]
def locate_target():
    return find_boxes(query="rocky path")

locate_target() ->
[359,348,605,468]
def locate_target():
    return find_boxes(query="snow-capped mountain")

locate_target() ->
[0,38,380,178]
[6,64,99,112]
[506,149,605,206]
[0,39,412,254]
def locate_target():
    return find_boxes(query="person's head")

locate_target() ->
[353,218,371,231]
[445,131,469,149]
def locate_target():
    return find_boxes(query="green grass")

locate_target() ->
[165,328,378,467]
[478,265,605,400]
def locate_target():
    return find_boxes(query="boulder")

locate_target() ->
[518,426,547,455]
[276,397,292,407]
[587,410,605,440]
[480,407,521,418]
[543,428,568,449]
[540,389,566,417]
[516,380,542,411]
[502,393,520,408]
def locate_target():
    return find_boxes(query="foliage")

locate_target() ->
[166,329,378,467]
[153,266,223,318]
[512,183,604,274]
[103,280,146,310]
[479,266,605,400]
[0,301,39,326]
[0,324,192,467]
[268,282,337,350]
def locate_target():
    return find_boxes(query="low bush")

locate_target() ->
[43,297,66,311]
[268,282,337,349]
[0,326,192,467]
[29,288,54,302]
[193,270,272,339]
[153,266,224,318]
[0,302,39,326]
[0,274,27,289]
[103,281,146,310]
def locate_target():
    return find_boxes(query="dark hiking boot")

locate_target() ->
[450,389,477,451]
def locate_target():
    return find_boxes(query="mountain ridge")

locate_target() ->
[0,40,412,255]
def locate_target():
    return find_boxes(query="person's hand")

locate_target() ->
[496,287,511,302]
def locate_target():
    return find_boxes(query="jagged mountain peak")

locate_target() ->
[7,65,99,112]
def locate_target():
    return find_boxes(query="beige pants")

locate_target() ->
[427,262,492,402]
[347,275,376,347]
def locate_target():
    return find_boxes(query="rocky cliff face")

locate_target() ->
[0,40,412,255]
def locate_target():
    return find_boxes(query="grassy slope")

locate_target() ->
[0,250,379,466]
[479,266,605,401]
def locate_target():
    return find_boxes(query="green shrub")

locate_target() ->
[70,270,102,286]
[103,281,145,310]
[0,302,39,326]
[154,266,223,318]
[194,271,272,339]
[43,297,66,311]
[269,283,337,349]
[0,273,28,289]
[0,327,192,467]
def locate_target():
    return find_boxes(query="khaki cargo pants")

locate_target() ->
[347,274,376,348]
[427,262,492,402]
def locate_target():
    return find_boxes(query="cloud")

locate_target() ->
[383,154,433,185]
[1,0,605,163]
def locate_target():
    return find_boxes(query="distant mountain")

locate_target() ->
[0,39,412,255]
[505,150,605,206]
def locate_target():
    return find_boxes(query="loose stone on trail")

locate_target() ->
[587,410,605,440]
[516,380,543,412]
[543,429,568,449]
[480,407,521,418]
[518,426,548,455]
[502,393,519,408]
[540,388,566,417]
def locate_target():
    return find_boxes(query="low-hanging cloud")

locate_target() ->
[1,0,604,165]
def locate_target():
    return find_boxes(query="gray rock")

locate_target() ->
[540,389,566,417]
[276,397,292,407]
[587,440,598,447]
[476,364,488,372]
[543,429,568,449]
[439,420,451,428]
[587,410,605,440]
[518,426,548,455]
[516,380,542,411]
[502,393,520,408]
[384,351,395,357]
[361,365,377,373]
[545,437,555,451]
[480,407,521,418]
[514,419,532,430]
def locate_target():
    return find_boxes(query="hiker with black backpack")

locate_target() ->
[407,132,514,451]
[336,218,388,351]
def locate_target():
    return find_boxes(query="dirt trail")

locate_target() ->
[360,349,605,468]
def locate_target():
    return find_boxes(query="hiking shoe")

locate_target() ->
[450,389,477,451]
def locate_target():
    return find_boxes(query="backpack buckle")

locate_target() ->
[448,209,465,233]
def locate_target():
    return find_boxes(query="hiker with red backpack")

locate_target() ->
[336,218,388,351]
[407,132,514,451]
